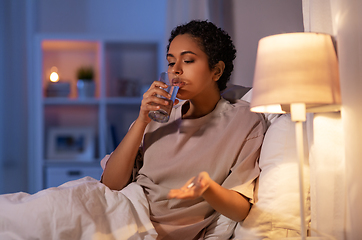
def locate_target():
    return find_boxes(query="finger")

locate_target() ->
[182,177,196,189]
[187,182,195,189]
[142,96,170,110]
[148,82,169,93]
[169,181,201,200]
[140,101,160,113]
[143,88,171,101]
[167,189,181,199]
[151,80,168,88]
[167,189,194,199]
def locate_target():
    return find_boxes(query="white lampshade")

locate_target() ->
[250,32,341,114]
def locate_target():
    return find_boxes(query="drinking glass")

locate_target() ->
[148,72,179,123]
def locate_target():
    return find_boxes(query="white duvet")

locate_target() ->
[0,177,158,240]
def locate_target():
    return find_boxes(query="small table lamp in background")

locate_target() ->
[46,66,70,97]
[250,32,341,240]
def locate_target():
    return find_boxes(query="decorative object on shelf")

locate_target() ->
[77,66,95,98]
[46,66,70,97]
[46,127,95,162]
[250,32,341,240]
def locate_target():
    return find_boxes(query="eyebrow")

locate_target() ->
[167,51,197,58]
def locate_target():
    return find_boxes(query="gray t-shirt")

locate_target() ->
[136,98,266,239]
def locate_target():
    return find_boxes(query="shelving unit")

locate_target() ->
[29,35,160,192]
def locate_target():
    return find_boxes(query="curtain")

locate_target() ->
[308,112,345,239]
[302,1,346,239]
[165,0,232,39]
[303,0,362,239]
[165,0,210,38]
[164,0,233,76]
[334,0,362,239]
[163,0,210,73]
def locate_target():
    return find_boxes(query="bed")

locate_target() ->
[0,85,311,240]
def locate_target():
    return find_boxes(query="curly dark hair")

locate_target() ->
[167,20,236,91]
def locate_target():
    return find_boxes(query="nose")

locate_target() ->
[171,61,183,75]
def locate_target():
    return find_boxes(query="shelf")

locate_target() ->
[43,97,142,105]
[30,36,160,192]
[43,97,100,105]
[105,97,142,105]
[44,160,102,167]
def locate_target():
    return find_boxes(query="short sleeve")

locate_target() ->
[100,148,144,183]
[100,154,111,170]
[221,117,265,203]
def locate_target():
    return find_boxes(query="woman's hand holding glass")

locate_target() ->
[139,72,180,124]
[138,80,179,124]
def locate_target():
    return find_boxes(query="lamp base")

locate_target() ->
[46,82,70,97]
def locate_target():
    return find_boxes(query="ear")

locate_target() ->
[212,61,225,81]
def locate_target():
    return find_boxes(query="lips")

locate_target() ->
[171,78,186,87]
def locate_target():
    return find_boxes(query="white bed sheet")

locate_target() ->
[0,177,158,240]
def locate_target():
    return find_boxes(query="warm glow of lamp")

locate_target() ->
[250,32,341,239]
[49,72,59,82]
[49,66,59,83]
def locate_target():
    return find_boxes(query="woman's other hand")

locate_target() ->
[168,170,251,222]
[167,171,211,200]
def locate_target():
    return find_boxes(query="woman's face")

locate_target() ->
[167,34,218,100]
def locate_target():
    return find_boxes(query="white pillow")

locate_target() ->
[233,114,311,239]
[222,84,279,127]
[222,84,251,103]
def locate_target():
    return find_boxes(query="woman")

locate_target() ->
[102,20,266,239]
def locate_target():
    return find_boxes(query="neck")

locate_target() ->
[182,90,221,119]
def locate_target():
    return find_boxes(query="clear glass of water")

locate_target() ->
[148,72,180,123]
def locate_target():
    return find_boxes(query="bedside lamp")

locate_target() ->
[250,32,341,239]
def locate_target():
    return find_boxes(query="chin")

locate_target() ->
[176,91,187,100]
[177,95,187,100]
